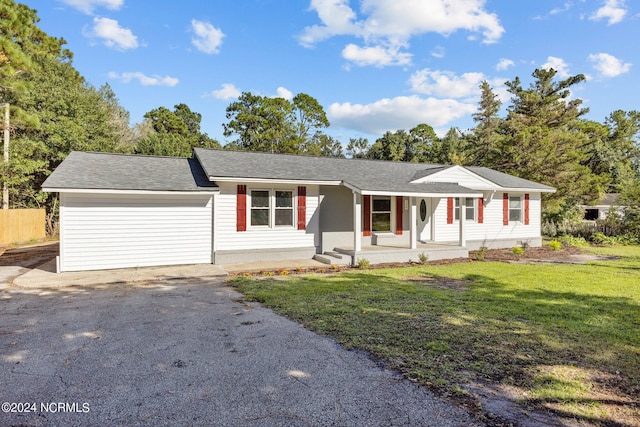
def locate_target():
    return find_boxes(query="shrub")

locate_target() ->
[475,246,487,261]
[558,235,588,247]
[279,269,289,275]
[512,246,525,257]
[549,240,562,251]
[357,258,370,269]
[592,233,640,246]
[591,232,614,245]
[418,252,428,264]
[520,241,530,251]
[542,220,558,238]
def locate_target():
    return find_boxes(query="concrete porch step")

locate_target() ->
[323,251,344,259]
[313,252,351,265]
[312,254,332,265]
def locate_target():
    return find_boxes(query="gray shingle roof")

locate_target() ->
[43,149,555,195]
[194,148,554,194]
[465,166,556,191]
[194,148,479,195]
[42,151,217,192]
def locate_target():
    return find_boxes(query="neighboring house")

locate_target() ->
[582,193,622,221]
[42,149,555,272]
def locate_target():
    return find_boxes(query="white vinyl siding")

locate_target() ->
[216,182,319,251]
[433,192,541,243]
[59,192,213,272]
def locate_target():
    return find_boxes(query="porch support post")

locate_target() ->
[458,196,466,247]
[353,192,362,252]
[409,197,417,249]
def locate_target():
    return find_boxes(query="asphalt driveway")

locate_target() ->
[1,278,480,426]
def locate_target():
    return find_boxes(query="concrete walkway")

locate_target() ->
[4,257,326,289]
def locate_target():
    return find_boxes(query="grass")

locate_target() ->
[230,246,640,426]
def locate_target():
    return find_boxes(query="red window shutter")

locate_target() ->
[524,193,530,225]
[363,195,371,236]
[503,193,509,226]
[478,197,484,224]
[446,197,454,224]
[297,186,306,230]
[237,185,247,232]
[395,196,403,235]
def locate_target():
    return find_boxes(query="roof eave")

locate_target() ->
[42,188,219,195]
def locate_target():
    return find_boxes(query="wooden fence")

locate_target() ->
[0,209,46,245]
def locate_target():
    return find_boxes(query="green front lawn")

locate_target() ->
[231,246,640,426]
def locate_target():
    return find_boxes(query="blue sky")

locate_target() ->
[23,0,639,145]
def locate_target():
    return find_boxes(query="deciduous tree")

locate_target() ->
[136,103,220,157]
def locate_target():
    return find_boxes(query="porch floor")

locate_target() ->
[333,242,469,265]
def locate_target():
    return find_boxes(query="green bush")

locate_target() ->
[558,235,589,247]
[357,258,370,269]
[591,232,614,245]
[549,240,562,251]
[542,221,558,238]
[512,246,525,257]
[475,246,487,261]
[418,253,428,264]
[592,233,640,246]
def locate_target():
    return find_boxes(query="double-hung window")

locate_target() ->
[454,198,476,221]
[372,196,391,232]
[250,189,294,228]
[274,190,293,226]
[250,190,270,226]
[509,196,522,222]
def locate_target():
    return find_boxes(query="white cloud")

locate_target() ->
[211,83,241,100]
[541,56,570,78]
[588,52,631,77]
[342,43,412,67]
[87,17,138,50]
[58,0,123,14]
[299,0,504,48]
[496,58,514,71]
[298,0,360,47]
[589,0,627,25]
[431,46,445,59]
[276,87,294,100]
[409,69,485,99]
[328,96,476,134]
[108,72,179,86]
[191,19,225,54]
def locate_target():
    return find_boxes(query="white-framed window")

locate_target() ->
[250,190,270,227]
[250,189,295,228]
[455,197,476,221]
[372,196,392,232]
[274,190,294,226]
[509,196,522,222]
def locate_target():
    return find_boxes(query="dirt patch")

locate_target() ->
[0,242,59,268]
[472,245,585,263]
[409,276,471,291]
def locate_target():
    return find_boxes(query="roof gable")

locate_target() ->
[410,165,499,190]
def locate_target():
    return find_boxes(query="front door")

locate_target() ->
[417,198,430,242]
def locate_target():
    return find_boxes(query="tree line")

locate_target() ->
[1,0,638,235]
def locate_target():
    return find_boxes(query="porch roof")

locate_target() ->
[194,148,548,195]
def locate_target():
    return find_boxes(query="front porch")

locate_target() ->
[332,242,469,265]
